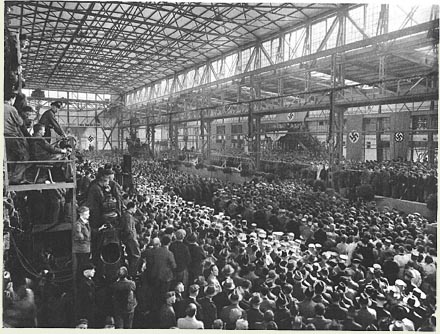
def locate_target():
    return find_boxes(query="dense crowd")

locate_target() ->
[3,156,436,330]
[331,160,437,203]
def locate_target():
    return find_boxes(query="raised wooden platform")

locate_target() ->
[6,182,75,192]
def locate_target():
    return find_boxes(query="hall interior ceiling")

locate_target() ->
[7,2,353,94]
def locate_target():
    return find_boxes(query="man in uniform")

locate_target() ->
[39,101,66,142]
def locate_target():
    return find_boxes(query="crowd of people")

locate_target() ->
[3,156,437,330]
[331,160,437,203]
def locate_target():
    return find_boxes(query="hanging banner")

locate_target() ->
[348,130,360,143]
[394,131,404,142]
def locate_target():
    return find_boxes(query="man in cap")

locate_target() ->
[39,101,66,142]
[77,263,96,328]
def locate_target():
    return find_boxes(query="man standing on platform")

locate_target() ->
[86,169,112,262]
[120,202,141,277]
[4,91,30,184]
[72,206,91,278]
[39,101,66,143]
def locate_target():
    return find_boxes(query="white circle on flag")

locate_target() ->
[349,131,360,143]
[394,132,404,142]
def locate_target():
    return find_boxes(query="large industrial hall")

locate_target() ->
[3,1,438,330]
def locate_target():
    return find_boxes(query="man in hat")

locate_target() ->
[355,293,377,329]
[120,201,141,277]
[213,277,236,311]
[39,101,66,142]
[247,294,264,329]
[198,284,218,329]
[220,289,246,330]
[77,263,96,328]
[159,291,177,329]
[75,318,88,329]
[324,291,347,321]
[111,266,137,329]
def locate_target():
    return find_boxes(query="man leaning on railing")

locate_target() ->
[29,123,67,161]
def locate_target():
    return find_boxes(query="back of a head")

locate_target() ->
[314,303,325,316]
[185,303,197,317]
[212,319,223,329]
[118,266,128,279]
[161,234,171,246]
[264,310,275,322]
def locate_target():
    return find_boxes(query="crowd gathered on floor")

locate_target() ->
[3,156,437,330]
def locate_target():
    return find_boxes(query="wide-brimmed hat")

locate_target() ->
[222,278,235,290]
[222,264,235,276]
[250,294,263,306]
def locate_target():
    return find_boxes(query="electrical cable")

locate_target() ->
[10,234,73,282]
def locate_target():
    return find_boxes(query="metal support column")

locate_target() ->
[200,111,205,159]
[428,100,436,164]
[255,116,261,170]
[206,120,211,161]
[95,105,98,152]
[151,126,155,158]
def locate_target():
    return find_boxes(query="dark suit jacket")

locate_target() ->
[29,136,63,160]
[86,183,105,229]
[77,276,96,323]
[150,246,176,282]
